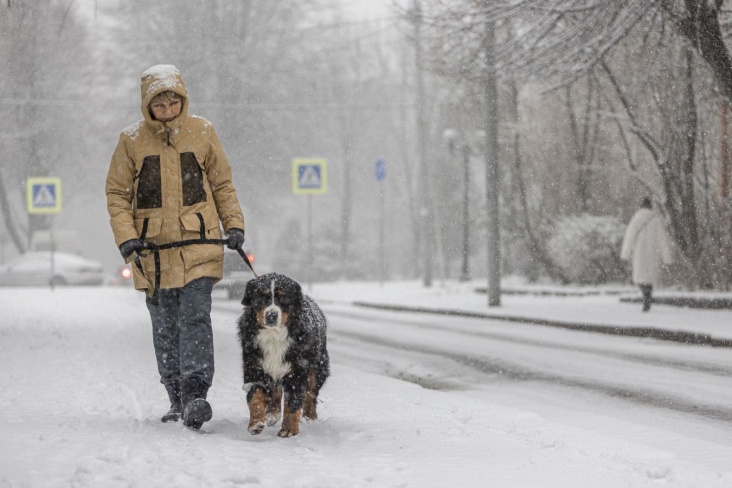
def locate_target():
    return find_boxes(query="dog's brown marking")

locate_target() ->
[303,370,318,420]
[247,388,267,434]
[266,386,283,426]
[254,309,290,329]
[255,309,266,328]
[277,404,301,437]
[277,391,301,437]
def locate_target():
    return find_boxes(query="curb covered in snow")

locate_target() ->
[351,301,732,348]
[484,287,732,309]
[619,296,732,309]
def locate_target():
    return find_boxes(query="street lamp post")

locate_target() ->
[484,20,501,307]
[444,129,472,282]
[414,0,432,288]
[460,143,471,281]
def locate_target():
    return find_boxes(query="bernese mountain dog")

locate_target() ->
[237,273,330,437]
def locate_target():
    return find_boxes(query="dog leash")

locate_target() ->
[132,238,258,305]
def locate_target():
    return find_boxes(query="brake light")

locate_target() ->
[247,253,255,263]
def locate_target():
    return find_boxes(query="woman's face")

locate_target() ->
[149,98,182,122]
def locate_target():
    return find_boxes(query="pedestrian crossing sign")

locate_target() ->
[27,177,62,214]
[292,159,327,195]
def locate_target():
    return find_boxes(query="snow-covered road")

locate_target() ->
[2,286,732,487]
[318,304,732,419]
[317,304,732,465]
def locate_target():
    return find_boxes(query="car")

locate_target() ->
[216,246,256,300]
[0,251,105,287]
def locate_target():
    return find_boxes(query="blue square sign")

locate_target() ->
[27,177,62,214]
[292,159,327,195]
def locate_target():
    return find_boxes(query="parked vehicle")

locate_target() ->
[0,252,104,287]
[216,247,256,300]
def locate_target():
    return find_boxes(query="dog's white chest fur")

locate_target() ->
[255,326,292,382]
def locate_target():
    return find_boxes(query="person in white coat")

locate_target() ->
[621,197,674,311]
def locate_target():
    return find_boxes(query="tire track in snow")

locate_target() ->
[351,301,732,347]
[327,316,732,423]
[326,307,732,377]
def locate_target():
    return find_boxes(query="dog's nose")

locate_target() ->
[265,310,279,325]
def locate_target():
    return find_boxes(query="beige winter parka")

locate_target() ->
[106,65,245,291]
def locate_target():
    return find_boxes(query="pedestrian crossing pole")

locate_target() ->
[375,158,387,286]
[26,177,62,291]
[307,194,313,290]
[292,159,327,291]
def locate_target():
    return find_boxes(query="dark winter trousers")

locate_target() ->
[639,283,653,311]
[145,277,215,389]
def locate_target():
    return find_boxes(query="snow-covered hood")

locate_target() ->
[140,64,189,132]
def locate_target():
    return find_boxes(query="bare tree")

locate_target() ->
[415,0,732,284]
[422,1,732,102]
[564,79,601,213]
[505,83,570,283]
[599,43,702,268]
[0,0,90,253]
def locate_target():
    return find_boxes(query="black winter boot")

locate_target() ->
[161,381,181,423]
[180,377,212,430]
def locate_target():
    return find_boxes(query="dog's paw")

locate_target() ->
[265,412,281,426]
[276,427,298,438]
[302,405,317,421]
[248,421,265,435]
[278,406,301,437]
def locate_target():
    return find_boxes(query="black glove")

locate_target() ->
[227,228,245,250]
[119,238,144,260]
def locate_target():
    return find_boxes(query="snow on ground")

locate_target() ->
[1,283,731,487]
[307,279,732,341]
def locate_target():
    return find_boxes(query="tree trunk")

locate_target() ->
[0,171,26,254]
[666,0,732,105]
[565,80,600,214]
[669,46,701,264]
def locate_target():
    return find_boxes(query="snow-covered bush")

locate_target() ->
[546,214,627,285]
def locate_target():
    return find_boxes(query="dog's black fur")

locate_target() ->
[237,273,329,436]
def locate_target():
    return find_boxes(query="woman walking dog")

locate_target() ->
[106,65,246,429]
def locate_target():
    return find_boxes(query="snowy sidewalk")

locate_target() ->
[2,287,732,487]
[307,280,732,344]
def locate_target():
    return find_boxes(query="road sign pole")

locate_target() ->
[379,180,385,286]
[307,194,313,292]
[27,177,62,292]
[375,158,387,286]
[50,227,55,291]
[291,159,326,291]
